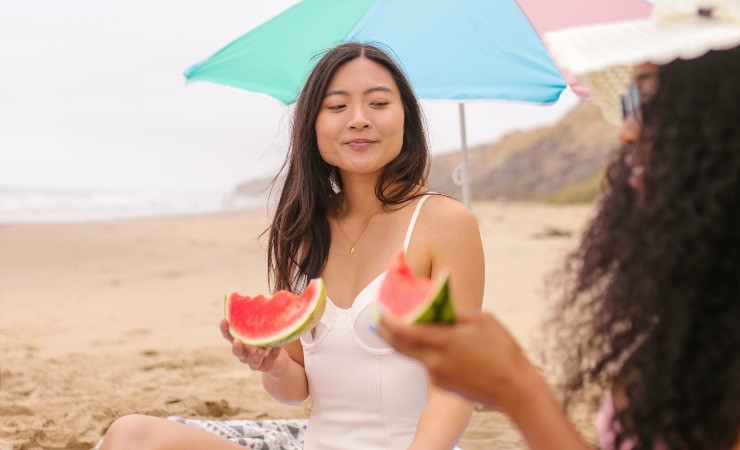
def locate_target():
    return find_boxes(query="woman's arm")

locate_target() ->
[408,383,473,450]
[220,320,309,404]
[260,339,309,404]
[409,197,485,313]
[378,312,591,450]
[407,196,484,448]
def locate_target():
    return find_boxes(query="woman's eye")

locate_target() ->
[371,101,389,107]
[327,104,346,111]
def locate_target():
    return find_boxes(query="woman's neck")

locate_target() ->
[336,171,423,218]
[336,176,383,219]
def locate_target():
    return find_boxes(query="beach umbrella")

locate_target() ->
[185,0,651,206]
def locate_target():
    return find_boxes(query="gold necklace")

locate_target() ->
[335,194,383,255]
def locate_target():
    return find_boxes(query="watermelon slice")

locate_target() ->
[375,250,456,324]
[224,278,326,347]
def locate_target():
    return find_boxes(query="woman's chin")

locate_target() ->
[335,160,389,178]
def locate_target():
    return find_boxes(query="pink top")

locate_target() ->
[596,392,635,450]
[597,392,667,450]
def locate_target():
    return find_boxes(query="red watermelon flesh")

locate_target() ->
[376,250,455,324]
[225,278,326,347]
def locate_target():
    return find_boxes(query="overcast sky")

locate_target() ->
[0,0,578,195]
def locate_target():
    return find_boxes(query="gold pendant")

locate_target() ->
[349,245,355,255]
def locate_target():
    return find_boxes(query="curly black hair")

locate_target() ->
[547,46,740,449]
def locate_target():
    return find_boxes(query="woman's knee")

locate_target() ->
[100,414,161,450]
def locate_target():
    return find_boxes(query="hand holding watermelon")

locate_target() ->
[219,319,291,373]
[222,279,327,347]
[376,310,534,411]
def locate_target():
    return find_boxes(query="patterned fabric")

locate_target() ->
[168,417,308,450]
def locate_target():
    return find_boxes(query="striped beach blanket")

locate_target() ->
[94,418,307,450]
[168,417,308,450]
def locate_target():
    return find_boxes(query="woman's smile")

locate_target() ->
[345,139,378,151]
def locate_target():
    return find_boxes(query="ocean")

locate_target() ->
[0,189,266,224]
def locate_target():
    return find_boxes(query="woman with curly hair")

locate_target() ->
[378,1,740,449]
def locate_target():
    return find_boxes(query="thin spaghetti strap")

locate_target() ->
[403,195,431,252]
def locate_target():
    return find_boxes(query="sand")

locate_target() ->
[0,201,595,450]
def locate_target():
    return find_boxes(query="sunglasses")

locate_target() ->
[620,82,643,127]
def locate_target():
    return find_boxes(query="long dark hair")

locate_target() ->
[547,46,740,449]
[267,42,430,292]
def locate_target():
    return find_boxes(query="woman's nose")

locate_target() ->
[348,106,371,130]
[618,118,640,146]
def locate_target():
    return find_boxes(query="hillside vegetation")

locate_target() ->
[428,101,619,203]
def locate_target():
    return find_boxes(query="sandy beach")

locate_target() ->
[0,201,595,450]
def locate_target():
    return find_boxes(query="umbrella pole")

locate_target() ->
[458,103,472,208]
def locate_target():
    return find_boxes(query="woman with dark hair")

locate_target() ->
[378,2,740,450]
[100,42,484,450]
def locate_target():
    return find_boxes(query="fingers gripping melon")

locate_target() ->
[225,278,326,347]
[375,250,456,324]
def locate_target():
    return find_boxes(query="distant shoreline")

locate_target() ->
[0,190,268,224]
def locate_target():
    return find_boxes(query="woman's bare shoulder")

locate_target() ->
[420,194,478,231]
[410,194,481,252]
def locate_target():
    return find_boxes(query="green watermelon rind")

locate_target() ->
[225,279,326,348]
[373,269,456,325]
[403,269,456,325]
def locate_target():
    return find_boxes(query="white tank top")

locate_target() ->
[298,195,432,450]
